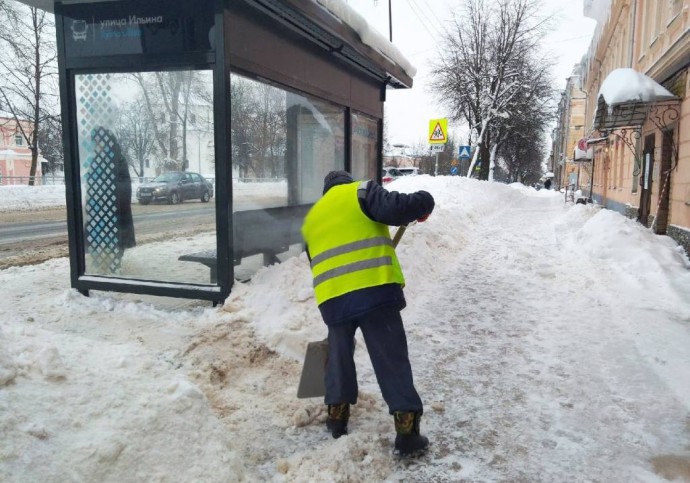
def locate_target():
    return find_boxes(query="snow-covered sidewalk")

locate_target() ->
[1,177,689,482]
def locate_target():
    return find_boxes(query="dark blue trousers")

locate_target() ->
[325,305,423,413]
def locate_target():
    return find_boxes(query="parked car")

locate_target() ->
[398,167,422,176]
[382,166,402,184]
[136,171,214,205]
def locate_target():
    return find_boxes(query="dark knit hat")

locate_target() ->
[323,170,353,194]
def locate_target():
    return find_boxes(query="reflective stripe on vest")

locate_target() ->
[302,181,405,305]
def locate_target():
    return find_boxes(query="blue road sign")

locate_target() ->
[450,166,458,175]
[458,145,471,159]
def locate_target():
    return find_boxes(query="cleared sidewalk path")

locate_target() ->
[402,193,690,482]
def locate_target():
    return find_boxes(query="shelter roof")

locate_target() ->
[13,0,414,89]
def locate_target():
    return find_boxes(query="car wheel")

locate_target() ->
[169,192,180,204]
[201,191,210,203]
[139,200,150,205]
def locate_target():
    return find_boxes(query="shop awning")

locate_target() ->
[594,68,679,131]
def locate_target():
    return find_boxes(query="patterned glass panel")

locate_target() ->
[75,71,216,284]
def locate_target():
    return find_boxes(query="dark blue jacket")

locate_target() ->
[311,179,434,326]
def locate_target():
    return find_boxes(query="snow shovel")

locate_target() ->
[297,223,412,399]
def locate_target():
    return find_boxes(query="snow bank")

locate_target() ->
[0,185,66,212]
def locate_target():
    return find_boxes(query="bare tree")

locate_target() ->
[251,82,286,178]
[230,74,287,179]
[0,1,10,43]
[487,58,555,181]
[133,70,208,171]
[115,100,157,179]
[0,3,58,185]
[409,140,434,175]
[431,0,551,180]
[230,75,257,179]
[498,131,546,184]
[36,113,63,176]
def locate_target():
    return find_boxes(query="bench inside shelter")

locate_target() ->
[178,204,312,283]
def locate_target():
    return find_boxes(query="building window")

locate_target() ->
[14,134,23,146]
[670,0,683,17]
[639,5,648,51]
[653,3,665,41]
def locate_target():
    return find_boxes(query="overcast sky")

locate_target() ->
[344,0,597,149]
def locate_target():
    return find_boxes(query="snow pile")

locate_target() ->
[598,68,676,106]
[571,206,690,309]
[0,280,244,482]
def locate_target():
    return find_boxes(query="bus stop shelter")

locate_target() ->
[15,0,414,304]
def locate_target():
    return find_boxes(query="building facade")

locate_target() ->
[551,66,589,190]
[0,117,45,185]
[556,0,690,253]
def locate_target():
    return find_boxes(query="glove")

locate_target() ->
[417,214,430,223]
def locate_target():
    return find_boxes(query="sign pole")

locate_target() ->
[434,152,439,176]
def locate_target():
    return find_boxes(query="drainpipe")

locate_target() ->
[629,0,637,68]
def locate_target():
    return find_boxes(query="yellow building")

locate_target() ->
[572,0,690,253]
[552,66,589,191]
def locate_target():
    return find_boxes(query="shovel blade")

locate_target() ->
[297,339,328,399]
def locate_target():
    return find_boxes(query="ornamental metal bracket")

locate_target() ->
[595,100,681,177]
[648,100,681,171]
[596,126,643,176]
[647,100,681,132]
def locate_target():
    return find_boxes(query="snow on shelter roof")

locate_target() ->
[594,68,679,131]
[13,0,416,88]
[312,0,417,78]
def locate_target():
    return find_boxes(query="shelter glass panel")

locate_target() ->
[230,73,345,280]
[74,70,216,284]
[351,111,379,181]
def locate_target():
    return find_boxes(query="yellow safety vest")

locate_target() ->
[302,181,405,305]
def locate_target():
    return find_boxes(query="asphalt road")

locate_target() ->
[0,201,216,267]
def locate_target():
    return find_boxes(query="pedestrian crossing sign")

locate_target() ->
[458,145,471,159]
[428,118,448,144]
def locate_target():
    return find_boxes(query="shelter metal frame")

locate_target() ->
[48,0,406,304]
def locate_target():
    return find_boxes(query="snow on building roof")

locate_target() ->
[313,0,417,78]
[597,68,675,107]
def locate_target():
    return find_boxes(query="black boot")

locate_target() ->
[394,411,429,456]
[326,403,350,439]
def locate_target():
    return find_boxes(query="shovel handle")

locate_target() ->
[392,224,407,247]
